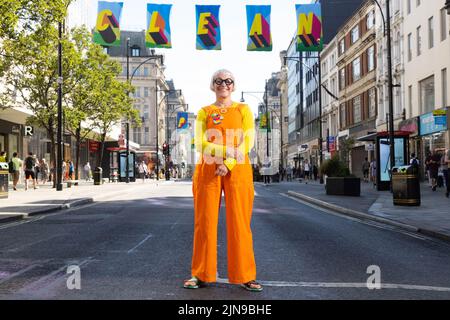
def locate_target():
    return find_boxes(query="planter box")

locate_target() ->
[325,177,361,196]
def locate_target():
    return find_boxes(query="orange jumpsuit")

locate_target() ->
[191,102,256,284]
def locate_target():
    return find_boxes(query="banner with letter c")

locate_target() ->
[93,1,123,46]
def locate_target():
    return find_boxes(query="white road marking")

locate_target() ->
[0,264,40,285]
[127,234,153,254]
[216,277,450,292]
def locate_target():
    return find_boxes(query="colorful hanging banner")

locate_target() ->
[295,4,323,52]
[93,1,123,46]
[146,4,172,48]
[259,112,271,132]
[196,5,221,50]
[246,5,272,51]
[176,112,189,131]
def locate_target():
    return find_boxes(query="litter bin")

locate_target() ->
[93,167,103,185]
[392,165,420,206]
[0,162,8,199]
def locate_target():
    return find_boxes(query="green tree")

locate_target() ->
[1,23,79,185]
[64,26,105,180]
[0,0,70,74]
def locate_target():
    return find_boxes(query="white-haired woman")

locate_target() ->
[184,69,262,291]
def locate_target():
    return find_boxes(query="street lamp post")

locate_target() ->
[56,21,63,191]
[127,49,164,181]
[126,38,130,183]
[373,0,395,188]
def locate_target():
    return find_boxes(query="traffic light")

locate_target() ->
[163,142,169,156]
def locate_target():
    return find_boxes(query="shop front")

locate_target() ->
[418,109,448,162]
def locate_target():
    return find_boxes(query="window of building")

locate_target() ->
[394,32,401,64]
[352,57,361,81]
[407,33,412,62]
[144,67,149,76]
[419,75,435,114]
[353,96,361,123]
[340,104,346,128]
[339,39,345,55]
[442,68,448,108]
[144,87,149,97]
[368,46,375,71]
[441,9,447,42]
[339,68,346,90]
[351,25,359,44]
[369,88,377,118]
[131,47,140,57]
[408,85,413,118]
[428,16,434,49]
[407,0,411,14]
[367,10,375,30]
[134,86,140,98]
[416,26,422,56]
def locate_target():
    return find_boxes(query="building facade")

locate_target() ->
[320,38,339,161]
[402,0,450,168]
[107,30,170,169]
[337,1,378,176]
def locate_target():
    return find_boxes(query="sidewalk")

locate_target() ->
[284,179,450,242]
[0,179,160,224]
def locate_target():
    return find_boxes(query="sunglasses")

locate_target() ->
[214,78,234,86]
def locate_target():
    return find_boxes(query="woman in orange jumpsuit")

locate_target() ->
[183,69,262,292]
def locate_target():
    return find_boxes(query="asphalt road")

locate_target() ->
[1,181,450,300]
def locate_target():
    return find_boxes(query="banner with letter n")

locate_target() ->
[246,5,272,51]
[176,112,189,131]
[93,1,123,46]
[296,3,323,52]
[146,3,172,48]
[196,5,221,50]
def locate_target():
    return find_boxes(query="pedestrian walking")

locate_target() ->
[286,164,293,181]
[9,152,22,191]
[303,160,310,184]
[362,157,370,182]
[410,153,420,166]
[184,69,262,292]
[34,155,40,185]
[443,149,450,198]
[40,159,49,184]
[84,162,91,181]
[68,161,74,180]
[370,158,377,187]
[138,161,148,182]
[428,150,441,191]
[425,152,432,187]
[24,152,37,190]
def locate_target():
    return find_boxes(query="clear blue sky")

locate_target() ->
[69,0,309,115]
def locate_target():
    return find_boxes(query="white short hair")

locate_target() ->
[210,69,236,92]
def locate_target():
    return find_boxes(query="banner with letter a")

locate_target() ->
[196,5,221,50]
[146,3,172,48]
[296,4,323,52]
[93,1,123,46]
[246,5,272,51]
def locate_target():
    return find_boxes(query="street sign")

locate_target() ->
[433,109,446,116]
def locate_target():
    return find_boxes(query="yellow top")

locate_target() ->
[195,103,255,171]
